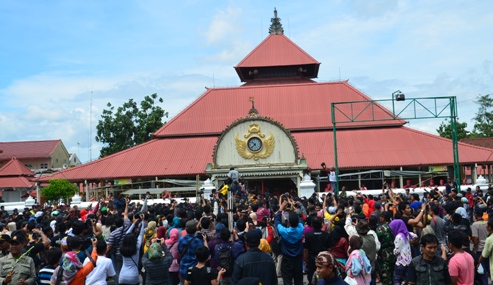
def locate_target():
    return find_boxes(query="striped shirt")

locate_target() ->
[107,219,131,255]
[37,266,56,285]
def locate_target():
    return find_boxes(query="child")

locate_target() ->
[37,248,62,285]
[185,246,225,285]
[83,240,116,285]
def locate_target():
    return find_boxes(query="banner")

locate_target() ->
[114,178,132,185]
[428,165,447,172]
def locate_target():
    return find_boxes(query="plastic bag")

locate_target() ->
[477,263,484,274]
[344,276,358,285]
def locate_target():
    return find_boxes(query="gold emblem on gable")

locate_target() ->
[235,124,275,161]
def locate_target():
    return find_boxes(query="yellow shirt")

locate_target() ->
[220,184,229,196]
[323,212,340,227]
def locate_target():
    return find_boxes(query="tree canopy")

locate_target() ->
[471,94,493,137]
[41,179,78,204]
[95,94,168,158]
[436,119,469,140]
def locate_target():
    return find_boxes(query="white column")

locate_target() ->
[399,166,404,188]
[472,164,478,184]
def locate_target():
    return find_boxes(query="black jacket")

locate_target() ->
[232,248,278,285]
[407,255,451,285]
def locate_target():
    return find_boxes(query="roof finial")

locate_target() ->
[249,96,259,117]
[269,8,284,35]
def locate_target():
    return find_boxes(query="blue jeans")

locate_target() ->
[330,182,337,192]
[113,254,123,285]
[477,251,490,285]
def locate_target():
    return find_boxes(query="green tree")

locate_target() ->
[436,119,470,140]
[95,94,168,157]
[471,94,493,137]
[41,179,78,204]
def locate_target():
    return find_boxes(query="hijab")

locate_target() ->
[147,243,164,261]
[389,219,411,242]
[165,228,179,245]
[157,226,167,239]
[455,207,468,219]
[167,217,181,238]
[348,235,361,254]
[51,251,82,285]
[145,221,157,244]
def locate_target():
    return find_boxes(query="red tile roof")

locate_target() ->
[294,127,493,169]
[0,157,34,177]
[38,126,493,182]
[153,81,405,138]
[0,140,60,160]
[460,137,493,149]
[0,176,35,189]
[37,137,218,182]
[235,34,319,68]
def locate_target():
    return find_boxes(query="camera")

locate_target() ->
[196,232,205,239]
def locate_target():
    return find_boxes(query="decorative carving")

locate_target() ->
[236,125,275,161]
[212,116,299,167]
[244,123,265,138]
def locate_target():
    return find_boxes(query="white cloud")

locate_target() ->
[204,7,243,45]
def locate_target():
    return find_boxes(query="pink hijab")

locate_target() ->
[165,228,179,245]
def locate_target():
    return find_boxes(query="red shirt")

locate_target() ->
[331,237,349,259]
[466,192,474,208]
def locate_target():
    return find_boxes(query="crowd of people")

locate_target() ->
[0,178,492,285]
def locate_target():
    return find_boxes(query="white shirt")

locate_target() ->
[329,171,336,182]
[83,255,116,285]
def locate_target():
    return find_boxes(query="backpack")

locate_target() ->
[270,225,282,256]
[217,244,234,276]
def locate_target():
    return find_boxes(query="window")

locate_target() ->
[56,158,58,163]
[25,164,32,168]
[40,163,48,169]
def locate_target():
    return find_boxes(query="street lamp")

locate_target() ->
[393,90,405,101]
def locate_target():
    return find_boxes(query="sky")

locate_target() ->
[1,0,492,163]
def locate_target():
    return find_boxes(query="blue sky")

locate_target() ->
[1,0,492,163]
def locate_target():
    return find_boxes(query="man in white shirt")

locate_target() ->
[328,166,336,192]
[227,167,240,183]
[84,240,116,285]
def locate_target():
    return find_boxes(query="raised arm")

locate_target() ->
[137,214,145,248]
[124,198,129,220]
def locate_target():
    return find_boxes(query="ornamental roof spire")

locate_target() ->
[248,96,258,117]
[269,8,284,35]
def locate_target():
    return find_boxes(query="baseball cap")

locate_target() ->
[10,234,25,245]
[0,234,11,243]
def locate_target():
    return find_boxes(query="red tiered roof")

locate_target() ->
[0,157,35,176]
[0,157,35,189]
[32,21,493,183]
[235,34,319,68]
[153,81,405,138]
[38,125,493,182]
[0,177,34,188]
[38,137,218,181]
